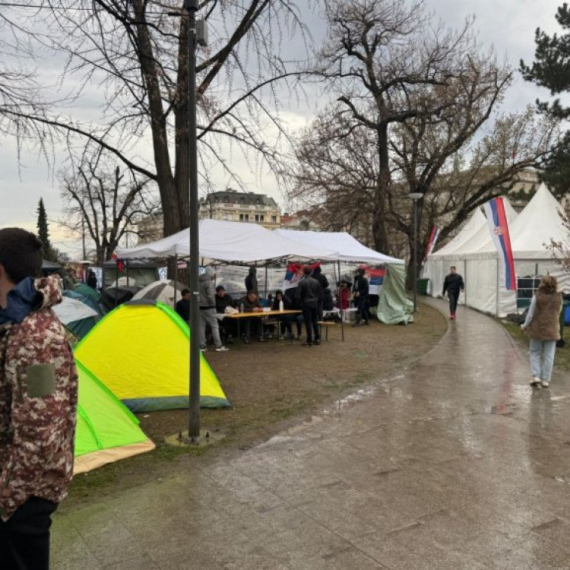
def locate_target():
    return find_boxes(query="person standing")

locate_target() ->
[442,266,465,320]
[245,266,258,296]
[296,266,323,346]
[352,268,370,326]
[0,228,78,570]
[175,288,191,322]
[198,267,228,352]
[312,265,329,321]
[521,276,563,388]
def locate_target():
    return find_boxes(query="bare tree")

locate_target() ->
[2,0,313,242]
[550,206,570,276]
[290,0,559,283]
[60,149,159,264]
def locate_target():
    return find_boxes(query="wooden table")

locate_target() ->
[220,310,302,343]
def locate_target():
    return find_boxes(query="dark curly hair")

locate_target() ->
[538,275,558,294]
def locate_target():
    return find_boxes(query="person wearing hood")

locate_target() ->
[199,267,228,352]
[0,228,78,570]
[352,267,370,326]
[245,266,258,295]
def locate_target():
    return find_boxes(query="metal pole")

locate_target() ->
[186,0,201,442]
[174,254,178,306]
[413,200,418,313]
[338,260,345,341]
[264,265,268,300]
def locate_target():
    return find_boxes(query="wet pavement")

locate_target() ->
[52,300,570,569]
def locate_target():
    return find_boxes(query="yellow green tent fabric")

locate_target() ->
[75,361,155,474]
[74,301,230,412]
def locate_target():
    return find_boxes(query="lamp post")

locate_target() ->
[409,191,423,313]
[185,0,201,442]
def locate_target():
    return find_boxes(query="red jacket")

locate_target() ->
[0,277,78,521]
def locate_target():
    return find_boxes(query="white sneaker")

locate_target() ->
[215,346,229,352]
[530,377,541,386]
[541,380,550,388]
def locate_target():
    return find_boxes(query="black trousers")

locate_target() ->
[448,291,459,315]
[356,297,369,323]
[0,497,58,570]
[303,306,320,343]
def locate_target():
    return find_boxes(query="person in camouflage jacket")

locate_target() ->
[0,228,78,570]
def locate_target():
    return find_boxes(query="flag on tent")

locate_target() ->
[111,252,125,273]
[484,197,516,291]
[423,226,440,262]
[283,262,321,291]
[359,266,385,295]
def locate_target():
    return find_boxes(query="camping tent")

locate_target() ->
[54,296,99,340]
[74,361,155,474]
[132,279,187,307]
[116,219,338,262]
[424,185,570,316]
[74,301,230,412]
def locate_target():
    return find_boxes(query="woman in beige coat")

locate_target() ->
[521,276,563,388]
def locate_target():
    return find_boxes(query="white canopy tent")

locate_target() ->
[424,185,569,316]
[274,229,405,265]
[117,219,338,263]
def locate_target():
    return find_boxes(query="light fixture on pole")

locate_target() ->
[409,191,423,313]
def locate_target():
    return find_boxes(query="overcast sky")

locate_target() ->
[0,0,563,257]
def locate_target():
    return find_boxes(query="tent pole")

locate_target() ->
[338,260,345,341]
[174,255,178,306]
[496,255,500,317]
[264,264,268,300]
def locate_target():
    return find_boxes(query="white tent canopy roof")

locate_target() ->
[119,219,403,265]
[118,219,338,263]
[274,229,405,265]
[432,208,487,258]
[54,297,98,325]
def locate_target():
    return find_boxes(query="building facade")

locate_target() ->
[199,190,281,229]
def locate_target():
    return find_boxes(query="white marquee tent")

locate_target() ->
[423,184,569,316]
[117,219,338,263]
[274,229,405,265]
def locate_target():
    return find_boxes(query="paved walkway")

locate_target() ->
[52,301,570,569]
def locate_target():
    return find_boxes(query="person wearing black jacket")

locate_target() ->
[352,268,370,326]
[296,266,323,346]
[245,266,258,295]
[272,289,294,339]
[442,266,465,320]
[312,265,329,320]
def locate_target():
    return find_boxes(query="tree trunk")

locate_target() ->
[372,123,391,254]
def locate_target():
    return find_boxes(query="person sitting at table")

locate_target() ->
[240,290,265,343]
[272,289,294,339]
[216,285,237,343]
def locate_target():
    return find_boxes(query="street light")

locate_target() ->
[185,0,202,443]
[409,191,423,313]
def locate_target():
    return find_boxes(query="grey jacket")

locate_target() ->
[199,267,216,309]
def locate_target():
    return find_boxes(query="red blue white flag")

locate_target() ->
[423,226,440,262]
[483,198,516,291]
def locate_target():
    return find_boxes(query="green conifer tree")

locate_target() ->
[36,198,56,262]
[521,4,570,199]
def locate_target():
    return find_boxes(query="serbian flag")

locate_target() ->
[483,198,516,291]
[423,226,440,262]
[111,252,125,273]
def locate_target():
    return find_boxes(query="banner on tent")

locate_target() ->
[361,266,385,295]
[283,262,321,291]
[484,197,516,291]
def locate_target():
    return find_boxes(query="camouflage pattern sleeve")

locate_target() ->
[0,306,78,521]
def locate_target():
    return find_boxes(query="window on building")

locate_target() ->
[255,214,264,222]
[271,215,277,223]
[240,214,249,221]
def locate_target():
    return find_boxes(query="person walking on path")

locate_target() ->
[199,267,228,352]
[521,275,562,388]
[352,267,370,326]
[442,265,465,320]
[296,266,323,346]
[0,228,78,570]
[245,266,258,296]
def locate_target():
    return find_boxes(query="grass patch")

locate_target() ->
[501,319,570,372]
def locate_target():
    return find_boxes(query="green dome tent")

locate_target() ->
[74,361,155,474]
